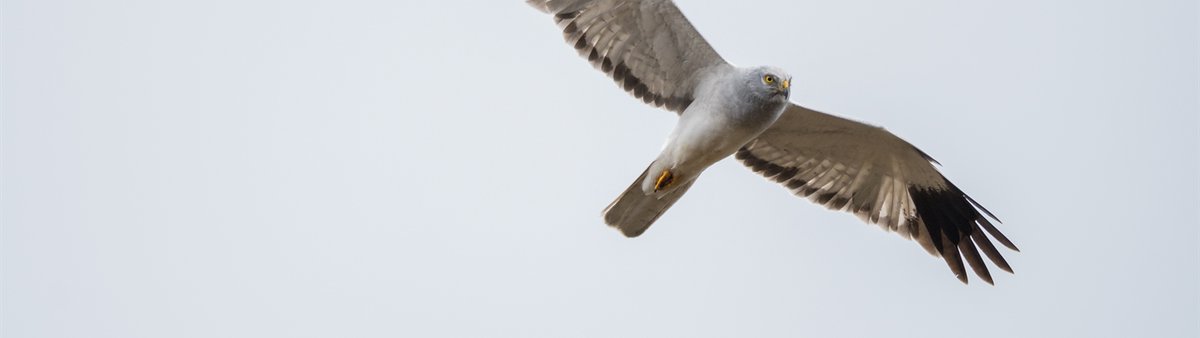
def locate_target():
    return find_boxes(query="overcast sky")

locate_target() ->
[3,0,1197,337]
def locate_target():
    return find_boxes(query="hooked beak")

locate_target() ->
[774,79,791,97]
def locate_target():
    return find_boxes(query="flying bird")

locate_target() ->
[527,0,1019,284]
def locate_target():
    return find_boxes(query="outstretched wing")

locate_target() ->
[528,0,728,113]
[736,103,1019,284]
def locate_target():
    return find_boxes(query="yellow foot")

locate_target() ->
[653,169,674,192]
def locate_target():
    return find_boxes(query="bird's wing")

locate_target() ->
[528,0,728,113]
[735,103,1019,284]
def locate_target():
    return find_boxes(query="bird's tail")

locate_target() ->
[602,167,695,237]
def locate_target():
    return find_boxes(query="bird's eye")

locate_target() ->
[763,75,776,84]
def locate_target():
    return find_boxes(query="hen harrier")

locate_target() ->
[527,0,1019,284]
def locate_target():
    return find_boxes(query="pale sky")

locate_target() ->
[3,0,1198,337]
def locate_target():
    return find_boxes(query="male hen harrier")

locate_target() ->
[527,0,1019,284]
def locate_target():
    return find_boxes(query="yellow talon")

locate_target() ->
[654,169,674,192]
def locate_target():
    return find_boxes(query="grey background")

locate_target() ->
[3,0,1197,337]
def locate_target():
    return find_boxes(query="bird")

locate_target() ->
[526,0,1019,285]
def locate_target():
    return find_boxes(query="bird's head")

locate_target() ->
[750,66,792,101]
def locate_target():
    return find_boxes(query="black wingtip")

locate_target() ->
[971,225,1015,274]
[911,181,1018,284]
[959,239,994,285]
[965,193,1002,223]
[977,216,1019,252]
[939,232,969,285]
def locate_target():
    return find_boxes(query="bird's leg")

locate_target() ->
[653,169,674,192]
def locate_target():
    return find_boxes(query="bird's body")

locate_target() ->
[649,66,791,197]
[528,0,1019,285]
[608,66,792,235]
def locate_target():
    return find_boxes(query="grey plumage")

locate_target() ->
[609,66,791,235]
[530,0,726,113]
[528,0,1018,285]
[603,167,696,237]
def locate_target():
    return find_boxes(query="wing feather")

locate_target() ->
[736,103,1019,284]
[529,0,728,113]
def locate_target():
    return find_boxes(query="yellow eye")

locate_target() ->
[763,75,776,84]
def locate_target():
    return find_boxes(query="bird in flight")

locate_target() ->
[527,0,1019,284]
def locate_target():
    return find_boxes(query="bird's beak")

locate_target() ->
[774,79,790,97]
